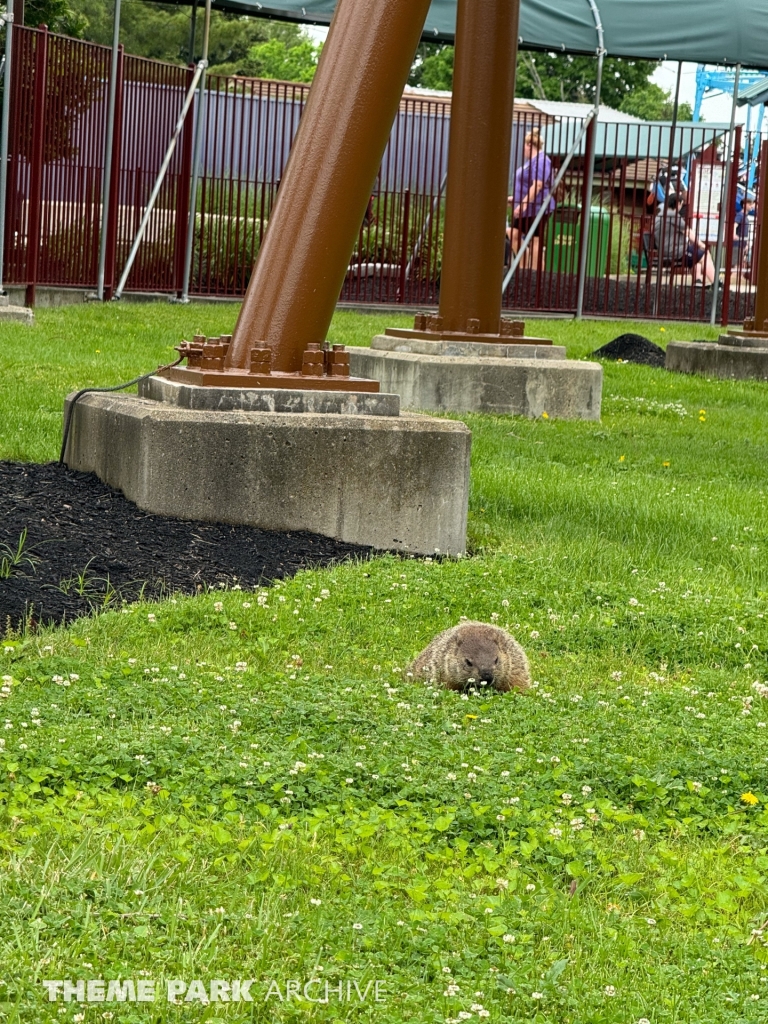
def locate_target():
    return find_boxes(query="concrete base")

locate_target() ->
[666,338,768,380]
[0,294,33,324]
[63,387,471,556]
[349,335,602,420]
[140,376,400,416]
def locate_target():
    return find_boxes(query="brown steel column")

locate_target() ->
[226,0,432,373]
[438,0,519,335]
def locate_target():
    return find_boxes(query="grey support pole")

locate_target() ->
[652,61,682,317]
[575,0,604,318]
[178,0,211,303]
[0,0,15,295]
[710,64,740,327]
[188,0,198,62]
[96,0,121,301]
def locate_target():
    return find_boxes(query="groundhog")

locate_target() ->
[409,621,530,693]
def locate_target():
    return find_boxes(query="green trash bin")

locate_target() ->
[544,206,610,277]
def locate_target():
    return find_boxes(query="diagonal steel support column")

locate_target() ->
[437,0,519,335]
[226,0,432,373]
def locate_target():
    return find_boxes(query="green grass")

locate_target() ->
[1,305,767,1023]
[0,303,718,462]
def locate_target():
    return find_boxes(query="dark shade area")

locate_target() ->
[592,333,667,367]
[0,462,371,630]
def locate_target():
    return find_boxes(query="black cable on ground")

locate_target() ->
[58,356,185,466]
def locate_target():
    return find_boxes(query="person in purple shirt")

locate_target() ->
[507,127,555,269]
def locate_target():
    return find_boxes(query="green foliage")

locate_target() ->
[517,52,660,109]
[239,36,320,83]
[68,0,307,73]
[22,0,87,36]
[409,47,668,115]
[620,82,694,121]
[408,41,454,91]
[0,529,38,579]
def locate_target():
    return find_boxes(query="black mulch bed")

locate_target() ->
[0,461,371,630]
[591,333,667,368]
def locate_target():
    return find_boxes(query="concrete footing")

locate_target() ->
[349,335,602,420]
[63,382,471,555]
[0,294,33,325]
[665,336,768,380]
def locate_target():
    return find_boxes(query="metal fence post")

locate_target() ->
[96,0,121,300]
[398,187,410,301]
[25,23,47,306]
[173,63,195,295]
[720,124,742,327]
[0,0,15,295]
[575,116,596,315]
[103,44,123,300]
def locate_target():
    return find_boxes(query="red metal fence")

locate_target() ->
[3,24,763,324]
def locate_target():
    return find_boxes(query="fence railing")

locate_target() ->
[2,24,763,324]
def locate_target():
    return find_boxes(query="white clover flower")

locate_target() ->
[561,793,573,806]
[531,992,543,1000]
[352,922,363,930]
[502,933,515,943]
[530,630,540,639]
[604,985,616,996]
[581,785,592,795]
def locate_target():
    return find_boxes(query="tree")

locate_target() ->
[408,42,453,91]
[22,0,87,36]
[619,83,693,121]
[239,37,320,82]
[409,45,665,113]
[515,52,660,109]
[68,0,308,74]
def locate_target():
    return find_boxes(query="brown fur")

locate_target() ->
[409,621,530,693]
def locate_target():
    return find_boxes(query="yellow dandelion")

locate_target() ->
[541,411,549,420]
[619,455,626,462]
[662,461,670,467]
[465,714,478,720]
[659,327,666,332]
[699,409,706,415]
[741,792,759,806]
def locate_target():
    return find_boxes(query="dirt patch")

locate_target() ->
[592,333,668,368]
[0,461,371,630]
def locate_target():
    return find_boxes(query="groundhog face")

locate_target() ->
[455,633,500,687]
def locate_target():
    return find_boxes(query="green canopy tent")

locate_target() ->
[193,0,768,67]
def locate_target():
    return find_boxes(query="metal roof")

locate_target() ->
[543,120,731,161]
[737,76,768,107]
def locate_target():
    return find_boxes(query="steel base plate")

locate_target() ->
[385,327,552,345]
[163,366,380,393]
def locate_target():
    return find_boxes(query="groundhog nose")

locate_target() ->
[479,670,495,683]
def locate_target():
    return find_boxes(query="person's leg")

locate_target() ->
[698,246,715,285]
